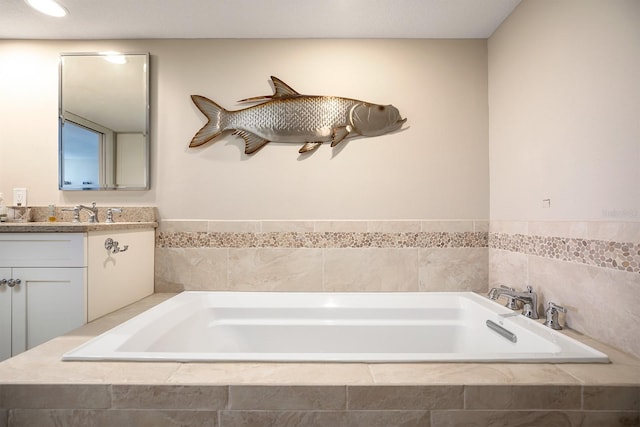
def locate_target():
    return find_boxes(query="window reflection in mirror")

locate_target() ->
[59,52,149,190]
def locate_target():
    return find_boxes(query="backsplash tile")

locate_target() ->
[490,233,640,274]
[489,220,640,358]
[157,230,488,249]
[155,220,489,293]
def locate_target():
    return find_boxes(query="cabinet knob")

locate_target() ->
[0,279,7,286]
[7,278,21,288]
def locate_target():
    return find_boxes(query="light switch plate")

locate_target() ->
[13,188,27,206]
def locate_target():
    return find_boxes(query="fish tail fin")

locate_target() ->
[189,95,228,147]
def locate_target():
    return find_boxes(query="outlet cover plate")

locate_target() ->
[13,188,27,207]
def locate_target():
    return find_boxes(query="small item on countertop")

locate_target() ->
[0,193,7,222]
[48,204,57,222]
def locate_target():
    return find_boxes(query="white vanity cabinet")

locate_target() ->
[0,226,155,361]
[0,233,87,361]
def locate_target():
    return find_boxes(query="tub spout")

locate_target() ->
[488,285,539,319]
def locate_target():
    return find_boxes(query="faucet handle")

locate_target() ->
[105,208,123,224]
[547,301,566,313]
[61,206,80,223]
[544,301,567,329]
[501,285,515,291]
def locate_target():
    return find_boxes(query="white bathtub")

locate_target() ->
[63,291,608,363]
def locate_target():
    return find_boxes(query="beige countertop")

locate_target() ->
[0,221,157,233]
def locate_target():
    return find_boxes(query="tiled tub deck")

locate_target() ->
[0,294,638,427]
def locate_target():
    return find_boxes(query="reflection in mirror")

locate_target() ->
[59,52,149,190]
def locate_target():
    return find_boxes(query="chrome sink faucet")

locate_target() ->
[63,201,99,223]
[78,201,99,223]
[488,285,539,319]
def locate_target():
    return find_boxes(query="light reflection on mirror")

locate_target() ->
[59,52,149,190]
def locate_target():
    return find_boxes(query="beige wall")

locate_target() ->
[0,39,488,221]
[488,0,640,357]
[488,0,640,221]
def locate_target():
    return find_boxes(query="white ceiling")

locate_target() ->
[1,0,522,39]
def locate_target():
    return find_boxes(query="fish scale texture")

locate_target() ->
[228,96,359,137]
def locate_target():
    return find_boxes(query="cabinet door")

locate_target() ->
[87,229,154,321]
[11,267,86,355]
[0,268,11,361]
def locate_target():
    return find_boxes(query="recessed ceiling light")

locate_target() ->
[25,0,67,17]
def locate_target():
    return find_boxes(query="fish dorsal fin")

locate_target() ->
[233,130,270,154]
[237,76,301,103]
[270,76,300,98]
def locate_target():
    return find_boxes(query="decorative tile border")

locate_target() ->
[490,233,640,274]
[156,231,488,249]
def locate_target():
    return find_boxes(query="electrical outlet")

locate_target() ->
[13,188,27,207]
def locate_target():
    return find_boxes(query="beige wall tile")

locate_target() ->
[464,385,581,409]
[324,248,419,291]
[587,221,640,243]
[419,247,488,292]
[0,385,109,409]
[169,363,374,385]
[229,386,345,410]
[369,363,580,385]
[421,220,474,232]
[314,221,368,232]
[529,256,640,358]
[431,410,639,427]
[9,409,217,427]
[158,220,208,233]
[489,220,528,234]
[111,385,227,410]
[582,386,640,410]
[488,248,528,290]
[347,385,463,410]
[207,221,260,232]
[219,410,430,427]
[557,363,640,386]
[228,248,323,291]
[367,220,421,232]
[155,248,227,292]
[474,220,490,232]
[528,221,588,239]
[261,220,315,232]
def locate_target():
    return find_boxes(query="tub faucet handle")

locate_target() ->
[544,302,567,330]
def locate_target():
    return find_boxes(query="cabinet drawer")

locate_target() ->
[0,233,86,267]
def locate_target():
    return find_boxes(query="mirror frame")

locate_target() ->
[58,52,150,191]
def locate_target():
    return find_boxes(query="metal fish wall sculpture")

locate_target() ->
[189,76,406,154]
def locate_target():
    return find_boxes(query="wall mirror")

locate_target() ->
[59,52,149,190]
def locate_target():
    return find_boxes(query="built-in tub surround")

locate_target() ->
[155,220,489,294]
[63,291,608,363]
[0,294,638,426]
[489,220,640,359]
